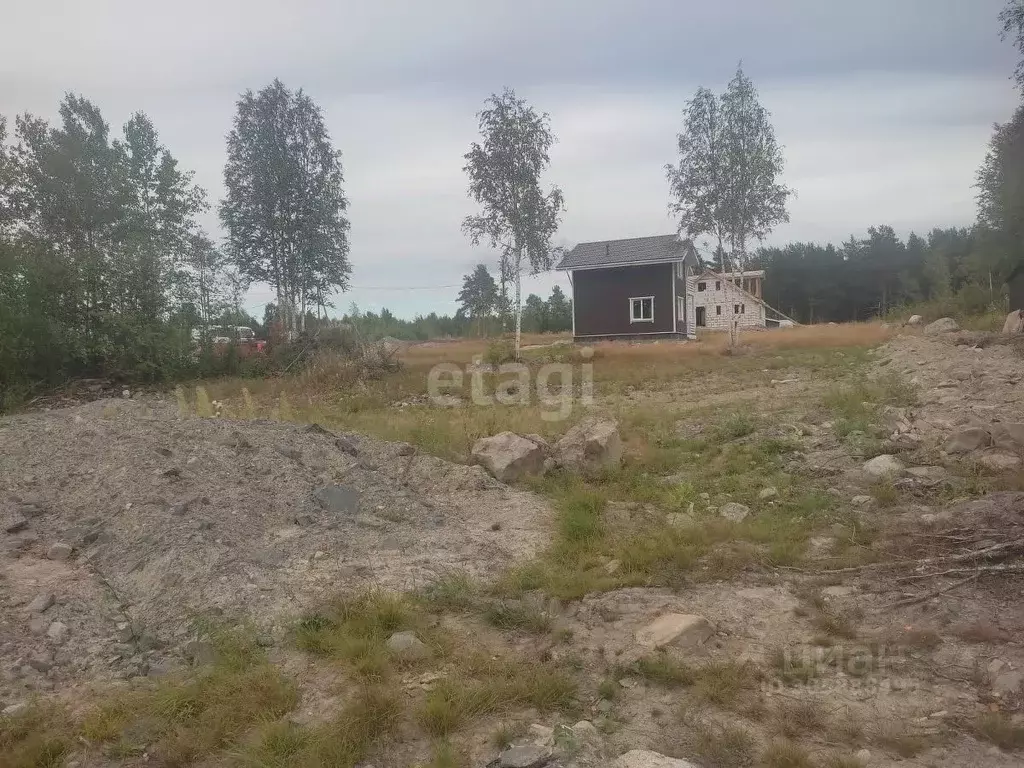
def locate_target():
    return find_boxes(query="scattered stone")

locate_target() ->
[635,613,714,649]
[2,702,27,717]
[29,616,49,635]
[1003,309,1024,335]
[46,542,73,561]
[498,744,552,768]
[855,749,871,763]
[183,640,217,666]
[993,669,1023,696]
[613,750,700,768]
[471,432,547,482]
[385,631,429,661]
[944,427,992,454]
[978,451,1023,472]
[274,445,302,462]
[26,593,55,614]
[862,454,905,479]
[665,513,694,529]
[115,622,134,643]
[527,723,555,748]
[554,419,623,474]
[851,495,873,507]
[604,559,622,575]
[46,621,69,645]
[758,487,778,501]
[395,442,415,457]
[906,315,923,326]
[992,422,1024,450]
[303,423,334,437]
[27,655,53,673]
[923,317,960,335]
[169,500,190,516]
[719,502,750,522]
[312,484,361,515]
[4,517,29,534]
[334,436,360,456]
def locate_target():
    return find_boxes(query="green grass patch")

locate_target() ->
[630,653,695,687]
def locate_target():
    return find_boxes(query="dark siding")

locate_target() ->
[572,263,674,336]
[1010,269,1024,312]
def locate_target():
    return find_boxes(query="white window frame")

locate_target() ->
[629,296,654,323]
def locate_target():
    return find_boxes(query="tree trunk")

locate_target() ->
[514,248,523,360]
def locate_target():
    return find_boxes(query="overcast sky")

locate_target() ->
[1,1,1019,319]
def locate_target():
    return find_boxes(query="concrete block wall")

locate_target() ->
[688,276,765,330]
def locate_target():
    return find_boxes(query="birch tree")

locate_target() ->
[220,79,350,336]
[462,88,564,358]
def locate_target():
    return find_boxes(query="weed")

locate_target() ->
[597,678,619,700]
[632,654,695,688]
[769,647,819,686]
[814,608,857,640]
[868,479,899,507]
[693,720,757,768]
[713,412,758,441]
[482,601,552,635]
[491,722,527,750]
[427,739,465,768]
[0,704,70,768]
[775,699,825,738]
[761,740,815,768]
[694,661,759,707]
[894,627,942,651]
[417,571,478,613]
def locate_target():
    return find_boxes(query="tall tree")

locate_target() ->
[463,88,564,358]
[1001,0,1024,89]
[220,79,350,337]
[667,64,791,271]
[546,284,572,332]
[976,105,1024,282]
[456,263,498,336]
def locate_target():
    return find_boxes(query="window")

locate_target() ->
[630,296,654,323]
[715,281,721,291]
[716,305,722,316]
[697,282,707,292]
[742,303,746,314]
[734,304,740,314]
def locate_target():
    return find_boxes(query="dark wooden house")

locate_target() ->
[556,234,701,341]
[1009,260,1024,313]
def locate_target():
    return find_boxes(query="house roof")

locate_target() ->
[556,234,694,270]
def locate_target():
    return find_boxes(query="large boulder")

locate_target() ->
[992,423,1024,451]
[719,502,751,522]
[906,314,924,326]
[555,419,622,474]
[862,454,905,479]
[1003,310,1024,336]
[944,427,993,454]
[635,613,715,649]
[923,317,960,335]
[471,432,547,482]
[613,751,700,768]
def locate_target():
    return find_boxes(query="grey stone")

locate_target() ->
[395,442,415,457]
[1003,309,1024,335]
[115,622,134,643]
[385,631,429,661]
[613,750,700,768]
[313,484,361,515]
[183,640,217,666]
[923,317,960,335]
[274,445,303,462]
[719,502,750,522]
[26,593,55,614]
[635,613,714,649]
[906,314,923,326]
[851,495,873,506]
[2,702,27,717]
[27,656,53,673]
[554,419,623,474]
[169,500,189,516]
[472,432,547,482]
[46,621,69,644]
[993,669,1023,696]
[334,436,359,456]
[303,423,335,437]
[499,744,552,768]
[46,542,73,561]
[758,487,778,500]
[862,454,905,479]
[5,517,29,534]
[978,451,1023,472]
[29,616,49,636]
[944,428,992,454]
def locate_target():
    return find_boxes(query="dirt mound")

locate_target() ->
[0,399,551,698]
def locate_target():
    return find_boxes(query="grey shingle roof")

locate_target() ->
[556,234,688,270]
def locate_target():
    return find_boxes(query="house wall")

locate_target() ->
[572,263,675,337]
[688,276,766,330]
[1010,270,1024,313]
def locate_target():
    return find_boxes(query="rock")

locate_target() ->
[613,750,700,768]
[274,445,302,462]
[498,744,552,768]
[46,621,69,645]
[758,487,778,501]
[635,613,714,649]
[183,640,217,666]
[46,542,73,561]
[665,513,694,529]
[334,436,359,456]
[471,432,547,482]
[169,500,190,516]
[978,451,1023,472]
[395,442,415,457]
[29,616,49,635]
[526,723,555,748]
[719,502,750,522]
[862,454,905,479]
[115,622,134,643]
[2,702,27,717]
[993,669,1023,696]
[851,495,873,507]
[27,655,53,673]
[554,419,623,474]
[1003,309,1024,335]
[604,559,622,575]
[855,749,871,763]
[992,423,1024,450]
[923,317,960,335]
[944,428,992,454]
[303,423,335,437]
[906,315,924,326]
[26,593,55,614]
[385,631,429,661]
[312,484,361,515]
[4,517,29,534]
